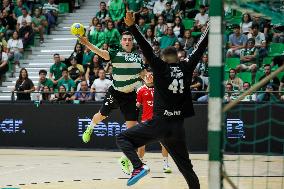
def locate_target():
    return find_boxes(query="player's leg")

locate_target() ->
[82,87,117,143]
[160,143,171,173]
[161,120,200,189]
[138,145,146,160]
[116,119,165,186]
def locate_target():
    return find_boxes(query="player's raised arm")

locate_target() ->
[78,37,110,61]
[186,21,209,69]
[125,11,160,68]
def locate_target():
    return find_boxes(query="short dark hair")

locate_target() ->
[243,82,250,86]
[122,31,133,38]
[232,24,240,29]
[39,69,47,75]
[100,1,106,5]
[251,23,259,29]
[62,68,68,73]
[200,5,206,9]
[21,7,27,11]
[263,64,271,68]
[53,53,60,57]
[161,46,177,57]
[229,68,236,73]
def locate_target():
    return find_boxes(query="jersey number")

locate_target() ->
[168,79,184,93]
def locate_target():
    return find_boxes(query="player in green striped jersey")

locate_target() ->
[79,32,144,148]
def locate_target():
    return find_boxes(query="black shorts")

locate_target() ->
[100,86,139,121]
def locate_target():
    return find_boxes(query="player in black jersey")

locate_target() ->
[116,12,209,188]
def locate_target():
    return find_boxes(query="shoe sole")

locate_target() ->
[127,169,149,186]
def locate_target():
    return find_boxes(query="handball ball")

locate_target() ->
[70,23,85,37]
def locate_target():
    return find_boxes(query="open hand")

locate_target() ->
[124,8,135,27]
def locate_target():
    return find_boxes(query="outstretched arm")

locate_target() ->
[78,37,110,60]
[125,11,163,70]
[186,22,209,69]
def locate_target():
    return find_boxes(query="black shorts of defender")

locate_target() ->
[116,117,200,189]
[100,86,139,121]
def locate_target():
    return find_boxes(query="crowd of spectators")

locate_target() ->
[4,0,284,103]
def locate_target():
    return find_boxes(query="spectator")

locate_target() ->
[82,47,95,69]
[174,41,182,52]
[14,68,35,100]
[18,19,34,48]
[0,44,8,80]
[96,1,110,25]
[0,32,7,52]
[139,6,155,27]
[196,54,209,87]
[41,86,53,101]
[126,0,143,13]
[257,83,279,102]
[138,17,149,34]
[162,2,176,24]
[17,8,32,30]
[75,73,88,91]
[241,82,256,101]
[37,69,54,92]
[252,14,267,33]
[42,0,59,34]
[226,24,247,57]
[180,30,194,52]
[240,13,252,35]
[224,83,237,102]
[194,5,209,31]
[104,62,113,80]
[159,26,178,49]
[144,28,155,45]
[191,69,204,101]
[72,80,93,102]
[68,56,84,82]
[88,17,100,36]
[248,23,267,57]
[272,26,284,43]
[108,0,125,29]
[89,23,105,49]
[49,53,67,85]
[85,55,101,86]
[67,43,83,66]
[172,16,185,40]
[57,68,75,92]
[0,20,7,37]
[32,8,48,43]
[54,85,72,102]
[7,31,23,74]
[153,0,166,17]
[258,64,280,91]
[153,41,161,57]
[104,20,121,48]
[13,0,30,18]
[154,15,168,40]
[225,68,243,90]
[1,0,15,15]
[91,69,112,102]
[237,38,258,75]
[1,9,17,40]
[180,0,198,18]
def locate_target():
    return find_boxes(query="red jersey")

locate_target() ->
[136,85,154,122]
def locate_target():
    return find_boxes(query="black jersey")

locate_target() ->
[129,23,209,119]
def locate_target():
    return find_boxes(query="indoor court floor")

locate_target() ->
[0,149,282,189]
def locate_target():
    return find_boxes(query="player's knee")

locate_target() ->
[116,133,125,147]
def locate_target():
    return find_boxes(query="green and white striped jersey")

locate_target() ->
[109,48,143,93]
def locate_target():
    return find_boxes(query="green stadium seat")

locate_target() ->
[268,43,284,56]
[238,72,252,83]
[262,56,274,65]
[191,32,201,37]
[224,71,229,81]
[182,19,194,30]
[277,72,284,81]
[59,3,69,14]
[225,58,240,71]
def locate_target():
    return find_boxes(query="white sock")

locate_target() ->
[89,121,96,129]
[163,157,169,167]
